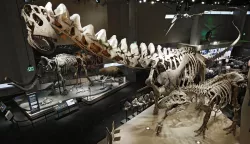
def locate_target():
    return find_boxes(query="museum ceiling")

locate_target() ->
[137,0,250,6]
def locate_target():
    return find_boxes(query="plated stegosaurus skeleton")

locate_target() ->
[157,72,245,137]
[20,2,240,114]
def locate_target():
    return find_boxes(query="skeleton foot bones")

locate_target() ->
[155,72,244,138]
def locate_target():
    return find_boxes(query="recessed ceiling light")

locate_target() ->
[202,1,205,4]
[143,0,146,2]
[192,0,195,2]
[151,1,155,4]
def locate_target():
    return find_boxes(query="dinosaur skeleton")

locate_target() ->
[7,53,94,95]
[157,72,245,138]
[20,2,240,114]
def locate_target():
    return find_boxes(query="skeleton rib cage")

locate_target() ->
[53,54,79,74]
[159,72,244,111]
[184,79,233,109]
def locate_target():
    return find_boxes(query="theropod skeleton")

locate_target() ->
[157,72,245,138]
[7,53,94,95]
[20,2,240,114]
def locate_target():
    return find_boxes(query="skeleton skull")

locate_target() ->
[158,90,190,109]
[227,72,245,85]
[39,56,56,72]
[22,3,58,54]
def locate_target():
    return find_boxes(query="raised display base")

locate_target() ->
[98,104,240,144]
[14,76,129,120]
[82,81,130,105]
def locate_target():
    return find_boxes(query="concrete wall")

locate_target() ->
[242,16,250,41]
[0,0,35,84]
[107,0,129,41]
[37,0,108,33]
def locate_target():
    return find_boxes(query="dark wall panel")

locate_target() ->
[0,0,35,84]
[107,0,129,40]
[0,0,108,84]
[242,16,250,41]
[137,4,237,44]
[37,0,108,33]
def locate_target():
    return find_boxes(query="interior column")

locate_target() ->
[190,15,200,45]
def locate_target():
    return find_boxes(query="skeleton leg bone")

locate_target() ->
[195,101,215,138]
[223,86,239,136]
[58,70,68,95]
[156,104,188,136]
[82,64,93,86]
[145,68,161,115]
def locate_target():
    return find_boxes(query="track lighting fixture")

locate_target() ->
[136,0,250,6]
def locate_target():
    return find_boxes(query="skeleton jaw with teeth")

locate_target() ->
[21,3,59,55]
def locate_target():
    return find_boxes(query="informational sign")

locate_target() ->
[66,99,75,107]
[0,101,7,112]
[5,110,14,121]
[54,102,68,112]
[27,92,40,113]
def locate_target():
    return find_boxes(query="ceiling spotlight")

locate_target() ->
[202,1,205,4]
[151,1,155,4]
[143,0,146,2]
[212,41,220,45]
[192,0,195,2]
[215,2,217,4]
[139,0,142,3]
[218,2,220,4]
[156,0,159,1]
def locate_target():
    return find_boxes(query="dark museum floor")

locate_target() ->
[0,71,148,144]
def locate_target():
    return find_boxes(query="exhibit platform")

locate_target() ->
[98,104,240,144]
[14,76,129,120]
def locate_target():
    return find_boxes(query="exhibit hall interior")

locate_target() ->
[1,0,250,143]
